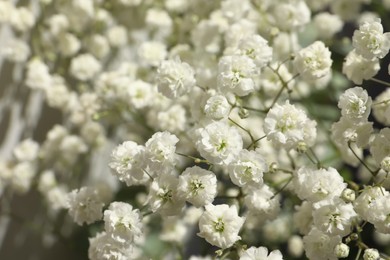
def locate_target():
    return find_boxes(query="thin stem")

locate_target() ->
[142,169,154,181]
[175,152,210,165]
[355,248,362,260]
[228,117,255,145]
[271,176,293,199]
[347,142,378,176]
[371,77,390,87]
[246,135,267,150]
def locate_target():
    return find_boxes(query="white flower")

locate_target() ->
[143,131,179,174]
[2,38,30,63]
[66,187,105,225]
[87,34,109,59]
[342,50,380,85]
[198,204,245,249]
[177,166,217,207]
[240,246,283,260]
[147,172,185,216]
[10,7,35,32]
[228,149,267,188]
[245,184,280,221]
[273,1,311,31]
[372,88,390,125]
[363,248,380,260]
[13,139,39,162]
[70,54,101,81]
[236,34,273,68]
[331,116,373,148]
[204,94,231,120]
[312,198,357,236]
[353,186,388,222]
[293,201,314,235]
[338,87,372,121]
[303,227,341,260]
[127,80,155,109]
[352,18,390,59]
[104,202,143,244]
[25,59,52,90]
[313,12,343,39]
[369,194,390,233]
[293,166,346,202]
[156,104,187,133]
[334,243,350,258]
[138,41,167,67]
[217,55,256,96]
[160,217,188,243]
[106,26,128,47]
[294,41,332,80]
[109,141,148,186]
[88,232,135,260]
[10,162,36,194]
[264,101,317,150]
[194,121,243,165]
[58,33,81,57]
[156,58,196,99]
[370,128,390,164]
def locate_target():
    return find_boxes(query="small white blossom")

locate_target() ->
[156,58,196,99]
[240,246,283,260]
[312,198,357,236]
[109,141,148,186]
[194,121,243,165]
[363,248,380,260]
[228,149,267,188]
[143,131,179,174]
[177,166,217,207]
[294,41,332,80]
[245,184,280,221]
[217,55,256,97]
[342,50,380,85]
[147,172,185,216]
[104,202,143,244]
[334,243,350,258]
[372,88,390,125]
[293,166,346,202]
[370,128,390,164]
[66,187,105,225]
[264,101,317,150]
[235,34,273,68]
[70,54,101,81]
[13,139,39,162]
[338,87,372,121]
[303,227,341,260]
[353,18,390,59]
[198,204,245,249]
[313,12,343,39]
[204,94,231,120]
[88,232,135,260]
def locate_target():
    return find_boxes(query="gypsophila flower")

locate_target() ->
[143,131,179,174]
[109,141,148,186]
[294,41,332,80]
[198,204,245,249]
[217,55,256,97]
[313,12,343,39]
[228,149,267,188]
[88,232,136,260]
[66,187,105,225]
[245,184,280,221]
[342,50,380,85]
[156,58,196,99]
[354,186,389,223]
[104,202,143,244]
[293,166,346,202]
[363,248,380,260]
[70,53,101,81]
[331,117,373,148]
[13,139,39,162]
[370,128,390,164]
[312,198,357,236]
[235,34,273,68]
[272,0,311,31]
[147,172,185,216]
[264,101,317,150]
[194,121,243,165]
[353,18,390,59]
[177,166,217,207]
[240,246,283,260]
[372,88,390,125]
[334,243,350,258]
[303,227,341,260]
[338,87,372,121]
[204,94,231,120]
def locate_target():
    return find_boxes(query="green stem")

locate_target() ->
[371,77,390,88]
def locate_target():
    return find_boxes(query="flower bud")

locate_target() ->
[380,156,390,172]
[363,248,380,260]
[341,188,356,202]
